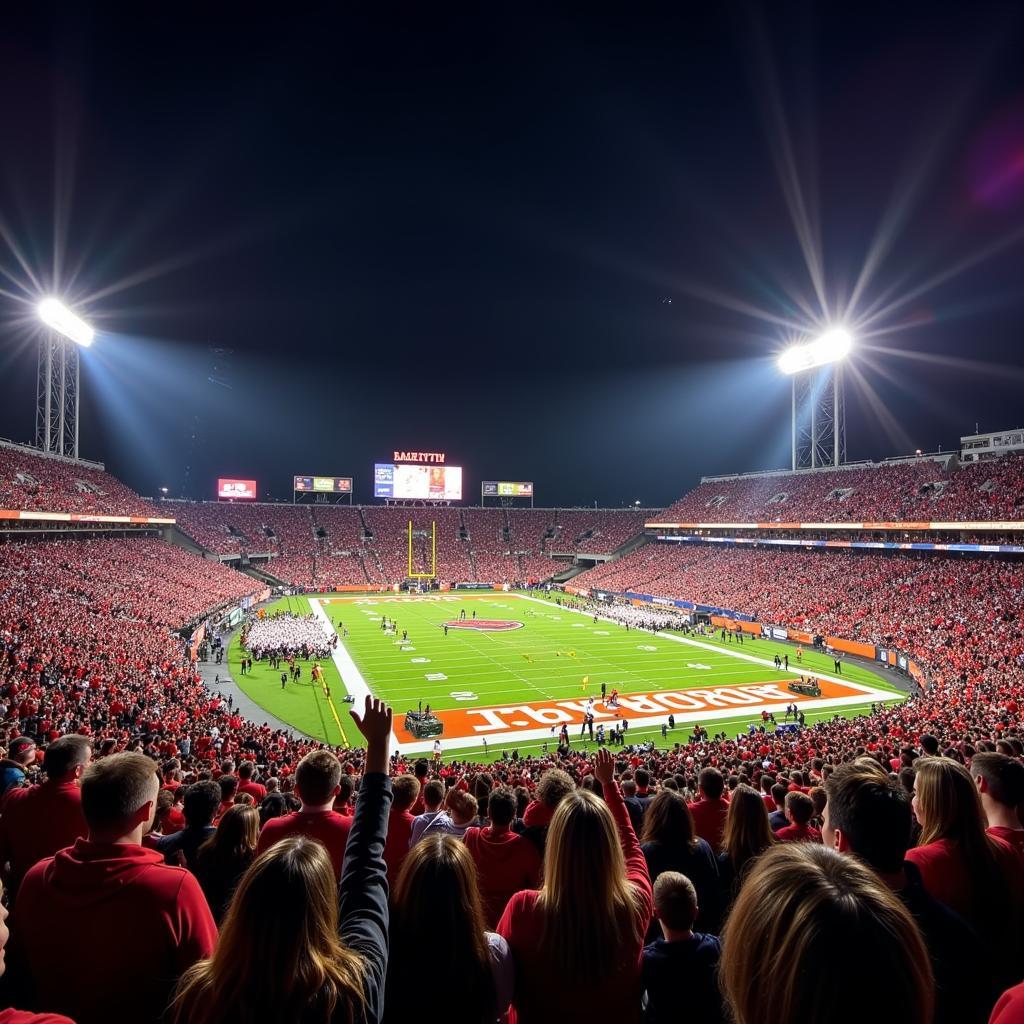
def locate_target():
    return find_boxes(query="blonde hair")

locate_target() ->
[720,844,933,1024]
[170,837,365,1024]
[536,788,644,976]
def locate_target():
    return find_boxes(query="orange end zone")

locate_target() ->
[420,677,870,742]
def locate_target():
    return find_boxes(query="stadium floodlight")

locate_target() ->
[777,326,852,376]
[37,297,95,348]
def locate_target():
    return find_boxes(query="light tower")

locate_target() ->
[778,326,852,471]
[35,298,94,460]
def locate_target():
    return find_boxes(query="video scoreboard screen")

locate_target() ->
[293,476,352,493]
[482,481,534,497]
[217,478,257,500]
[374,463,463,500]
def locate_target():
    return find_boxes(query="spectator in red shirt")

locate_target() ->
[386,833,513,1024]
[970,752,1024,862]
[382,774,420,881]
[906,757,1023,990]
[991,981,1024,1024]
[720,844,933,1024]
[235,761,267,803]
[774,792,822,844]
[0,735,91,902]
[256,750,352,881]
[687,768,729,852]
[215,774,238,822]
[195,804,259,923]
[12,752,217,1024]
[497,749,653,1023]
[463,786,541,928]
[512,768,574,858]
[409,759,431,816]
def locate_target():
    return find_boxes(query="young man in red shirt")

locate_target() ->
[11,752,217,1024]
[687,767,729,852]
[382,774,420,881]
[464,786,541,928]
[235,760,267,803]
[774,791,822,843]
[971,752,1024,861]
[0,735,91,903]
[256,749,351,880]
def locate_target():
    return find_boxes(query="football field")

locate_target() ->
[228,591,905,758]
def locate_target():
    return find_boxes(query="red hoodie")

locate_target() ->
[0,1013,75,1023]
[12,839,217,1024]
[463,825,542,928]
[0,781,87,900]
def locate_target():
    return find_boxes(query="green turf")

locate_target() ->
[228,591,905,758]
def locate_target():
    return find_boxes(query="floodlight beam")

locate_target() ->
[784,326,850,471]
[37,297,94,347]
[777,326,852,376]
[35,297,93,460]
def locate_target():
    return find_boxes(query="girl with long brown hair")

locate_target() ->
[497,748,652,1024]
[195,803,259,923]
[171,696,395,1024]
[720,843,934,1024]
[716,783,775,906]
[640,789,721,936]
[385,834,512,1024]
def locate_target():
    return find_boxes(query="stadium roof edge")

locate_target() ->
[0,437,105,472]
[699,451,955,485]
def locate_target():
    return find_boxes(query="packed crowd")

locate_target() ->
[242,612,335,660]
[0,445,158,518]
[662,452,1024,524]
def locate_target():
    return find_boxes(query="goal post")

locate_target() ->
[407,520,437,579]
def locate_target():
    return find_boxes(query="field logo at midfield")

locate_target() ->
[444,619,524,632]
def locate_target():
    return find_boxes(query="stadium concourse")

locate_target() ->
[2,443,1024,1021]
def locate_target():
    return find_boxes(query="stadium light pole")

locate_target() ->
[36,298,95,461]
[778,326,852,471]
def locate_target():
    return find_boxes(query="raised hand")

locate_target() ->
[350,696,393,774]
[594,746,615,786]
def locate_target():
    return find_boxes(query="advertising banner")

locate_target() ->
[217,479,257,500]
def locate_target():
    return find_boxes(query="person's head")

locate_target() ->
[295,750,342,810]
[721,783,775,871]
[219,775,238,802]
[184,781,222,829]
[770,783,787,808]
[171,837,366,1024]
[620,778,638,798]
[538,788,643,976]
[808,786,827,818]
[652,871,698,938]
[237,761,255,781]
[822,761,912,874]
[43,735,93,783]
[784,791,813,827]
[641,790,695,849]
[200,804,259,866]
[7,737,36,767]
[80,752,160,842]
[260,792,289,827]
[720,844,933,1024]
[920,734,940,756]
[391,775,421,814]
[445,788,478,827]
[698,767,724,800]
[421,779,445,813]
[335,774,355,810]
[971,752,1024,815]
[486,786,516,828]
[220,759,235,777]
[635,768,650,792]
[911,756,987,845]
[535,768,575,809]
[388,835,494,1020]
[413,759,429,783]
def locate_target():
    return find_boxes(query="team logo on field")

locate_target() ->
[444,619,524,632]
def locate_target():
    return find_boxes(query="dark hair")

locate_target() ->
[641,790,696,849]
[487,787,516,827]
[971,752,1024,808]
[238,761,254,780]
[824,762,911,874]
[653,871,698,932]
[295,750,342,806]
[80,752,158,831]
[422,780,445,809]
[392,775,421,813]
[635,768,650,789]
[185,781,223,828]
[43,735,92,780]
[219,775,238,801]
[784,791,813,826]
[699,768,724,800]
[259,792,289,827]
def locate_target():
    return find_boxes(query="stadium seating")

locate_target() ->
[0,444,159,517]
[661,453,1024,523]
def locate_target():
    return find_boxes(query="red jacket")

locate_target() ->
[383,809,414,881]
[463,825,542,928]
[257,809,352,880]
[0,781,87,899]
[237,780,267,802]
[0,1012,75,1023]
[13,839,217,1024]
[497,782,653,1024]
[991,980,1024,1024]
[774,822,822,844]
[687,797,729,852]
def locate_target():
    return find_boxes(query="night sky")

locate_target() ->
[1,4,1023,506]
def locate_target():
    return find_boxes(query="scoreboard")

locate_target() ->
[293,476,352,494]
[482,481,534,497]
[374,463,463,500]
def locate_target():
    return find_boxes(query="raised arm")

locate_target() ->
[594,748,652,907]
[339,697,394,1024]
